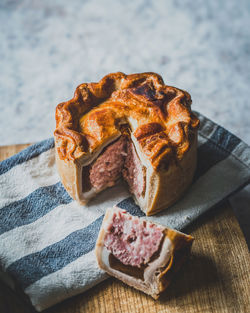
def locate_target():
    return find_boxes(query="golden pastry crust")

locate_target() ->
[54,72,199,170]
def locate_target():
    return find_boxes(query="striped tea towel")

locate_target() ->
[0,112,250,312]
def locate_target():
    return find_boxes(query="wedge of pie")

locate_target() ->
[54,72,199,215]
[95,206,194,299]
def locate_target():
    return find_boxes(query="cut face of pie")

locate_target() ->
[54,72,199,215]
[95,206,194,299]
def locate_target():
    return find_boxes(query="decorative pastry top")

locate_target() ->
[54,72,199,170]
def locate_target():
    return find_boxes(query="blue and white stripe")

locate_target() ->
[0,112,250,311]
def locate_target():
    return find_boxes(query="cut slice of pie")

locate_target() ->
[95,206,194,299]
[54,72,199,215]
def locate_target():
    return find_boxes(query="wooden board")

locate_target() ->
[0,144,249,313]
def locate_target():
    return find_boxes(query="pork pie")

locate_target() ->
[54,72,199,215]
[95,206,194,299]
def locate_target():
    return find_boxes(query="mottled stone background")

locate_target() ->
[0,0,250,145]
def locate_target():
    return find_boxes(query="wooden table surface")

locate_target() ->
[0,144,249,313]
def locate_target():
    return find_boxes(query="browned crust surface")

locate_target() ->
[157,229,194,295]
[54,72,199,170]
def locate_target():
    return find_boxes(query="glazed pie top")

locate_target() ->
[54,72,199,170]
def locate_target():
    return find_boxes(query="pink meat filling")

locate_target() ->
[86,136,146,197]
[104,208,164,267]
[123,141,146,197]
[89,137,127,191]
